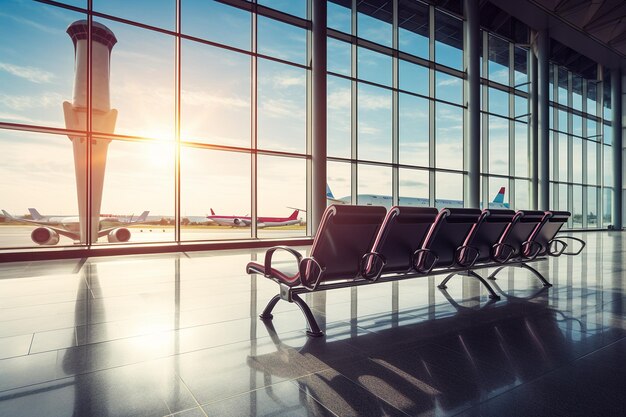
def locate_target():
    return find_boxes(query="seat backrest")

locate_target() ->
[529,211,570,255]
[420,208,482,268]
[309,205,386,281]
[370,206,439,274]
[497,210,548,258]
[462,209,516,263]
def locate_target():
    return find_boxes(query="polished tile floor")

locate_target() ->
[0,232,624,416]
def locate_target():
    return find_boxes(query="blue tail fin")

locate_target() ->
[493,187,505,204]
[326,184,335,199]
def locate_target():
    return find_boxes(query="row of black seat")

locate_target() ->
[246,206,586,337]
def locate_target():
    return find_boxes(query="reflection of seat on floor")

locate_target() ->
[247,297,581,416]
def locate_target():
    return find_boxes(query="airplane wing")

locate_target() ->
[2,210,80,240]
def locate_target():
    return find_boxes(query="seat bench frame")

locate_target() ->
[257,255,551,337]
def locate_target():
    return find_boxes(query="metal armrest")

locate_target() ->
[263,246,303,279]
[412,248,439,274]
[547,239,568,257]
[553,235,586,255]
[491,242,515,264]
[521,240,542,260]
[299,257,325,291]
[455,245,480,268]
[360,252,387,282]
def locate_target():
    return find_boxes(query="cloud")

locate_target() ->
[181,90,248,108]
[328,88,351,110]
[437,77,461,87]
[0,12,58,35]
[0,92,64,110]
[273,74,306,88]
[0,62,55,84]
[400,179,428,188]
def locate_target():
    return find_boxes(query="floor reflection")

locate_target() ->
[0,233,625,416]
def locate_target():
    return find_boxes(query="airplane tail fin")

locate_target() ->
[493,187,506,204]
[28,208,44,220]
[135,211,149,222]
[326,184,335,200]
[288,209,299,220]
[2,209,14,220]
[210,208,215,216]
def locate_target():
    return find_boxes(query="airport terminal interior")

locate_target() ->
[1,0,626,416]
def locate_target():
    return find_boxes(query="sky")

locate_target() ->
[0,0,598,231]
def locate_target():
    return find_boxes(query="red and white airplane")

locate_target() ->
[207,209,301,228]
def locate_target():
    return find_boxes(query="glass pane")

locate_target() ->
[0,130,82,248]
[572,137,582,183]
[327,75,352,158]
[558,184,568,211]
[436,72,462,105]
[181,148,251,241]
[587,119,597,139]
[572,185,582,228]
[558,110,568,133]
[182,0,250,50]
[603,124,612,145]
[328,0,352,33]
[603,145,613,187]
[514,95,528,121]
[399,168,429,206]
[357,164,392,207]
[515,122,528,177]
[586,81,597,117]
[435,172,463,209]
[398,0,429,59]
[549,64,554,102]
[435,103,463,170]
[181,41,250,147]
[549,131,556,181]
[603,188,613,226]
[357,0,393,47]
[572,75,582,111]
[488,35,509,85]
[98,138,175,244]
[558,67,568,106]
[258,155,306,238]
[257,59,306,153]
[358,47,392,86]
[558,134,568,181]
[603,74,611,121]
[489,88,509,117]
[586,187,598,227]
[94,0,175,30]
[572,114,582,137]
[0,3,85,129]
[515,180,529,210]
[358,84,392,163]
[435,11,463,70]
[101,19,175,139]
[587,141,597,185]
[258,16,307,65]
[327,160,351,204]
[514,47,528,92]
[258,0,306,18]
[328,37,351,76]
[489,115,508,176]
[399,60,429,96]
[399,93,429,167]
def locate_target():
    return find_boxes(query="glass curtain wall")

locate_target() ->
[326,0,465,210]
[0,0,309,248]
[548,63,609,229]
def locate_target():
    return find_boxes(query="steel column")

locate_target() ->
[464,0,480,208]
[536,30,550,210]
[611,68,622,229]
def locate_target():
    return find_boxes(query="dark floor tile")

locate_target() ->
[292,368,410,417]
[457,387,569,417]
[0,351,58,392]
[202,379,336,417]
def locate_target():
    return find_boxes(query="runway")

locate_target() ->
[0,225,307,248]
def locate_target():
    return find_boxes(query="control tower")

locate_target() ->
[63,20,118,244]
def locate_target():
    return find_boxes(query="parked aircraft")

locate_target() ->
[326,185,509,209]
[1,209,149,245]
[207,209,301,228]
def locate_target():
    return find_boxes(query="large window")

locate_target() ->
[0,0,308,249]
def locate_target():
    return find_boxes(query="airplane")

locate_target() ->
[1,209,150,245]
[326,184,510,210]
[207,208,301,228]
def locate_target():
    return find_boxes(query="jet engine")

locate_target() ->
[233,218,243,226]
[31,227,60,245]
[107,227,131,243]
